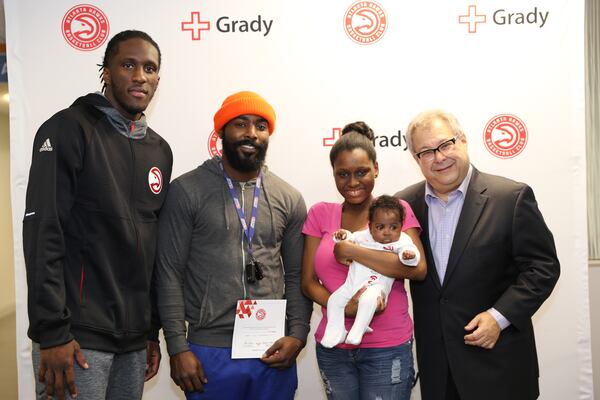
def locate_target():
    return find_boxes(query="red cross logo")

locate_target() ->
[323,127,342,147]
[458,5,486,33]
[182,12,210,40]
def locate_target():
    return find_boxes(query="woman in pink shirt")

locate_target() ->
[301,122,427,400]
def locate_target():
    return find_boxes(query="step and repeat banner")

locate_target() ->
[5,0,591,398]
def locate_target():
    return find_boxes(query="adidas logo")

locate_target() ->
[39,138,53,152]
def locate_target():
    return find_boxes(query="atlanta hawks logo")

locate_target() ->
[344,1,388,45]
[62,4,110,51]
[207,130,222,157]
[255,308,266,321]
[148,167,163,194]
[483,114,528,159]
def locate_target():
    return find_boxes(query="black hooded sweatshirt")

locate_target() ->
[23,93,173,352]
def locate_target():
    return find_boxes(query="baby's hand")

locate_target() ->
[402,250,416,260]
[333,229,348,241]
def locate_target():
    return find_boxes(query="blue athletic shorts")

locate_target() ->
[185,342,298,400]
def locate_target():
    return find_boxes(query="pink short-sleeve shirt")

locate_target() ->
[303,199,421,348]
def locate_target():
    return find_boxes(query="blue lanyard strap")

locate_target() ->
[220,162,262,255]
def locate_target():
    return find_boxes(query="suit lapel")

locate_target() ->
[442,169,488,287]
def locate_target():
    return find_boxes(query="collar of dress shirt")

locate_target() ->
[424,164,474,205]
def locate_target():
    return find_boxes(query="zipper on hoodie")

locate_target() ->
[127,131,141,334]
[240,182,248,299]
[79,264,85,304]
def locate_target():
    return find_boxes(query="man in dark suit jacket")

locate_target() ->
[395,110,560,400]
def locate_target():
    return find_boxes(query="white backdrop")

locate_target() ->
[5,0,591,398]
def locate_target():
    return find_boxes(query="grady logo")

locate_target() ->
[344,1,388,45]
[148,167,163,194]
[459,5,549,33]
[62,4,109,51]
[182,11,273,41]
[494,8,549,27]
[323,128,407,150]
[483,114,528,159]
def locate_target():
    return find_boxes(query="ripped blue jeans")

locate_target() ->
[315,340,414,400]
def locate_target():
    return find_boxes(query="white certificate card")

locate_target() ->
[231,299,286,359]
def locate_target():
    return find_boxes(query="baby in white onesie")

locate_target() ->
[321,195,420,348]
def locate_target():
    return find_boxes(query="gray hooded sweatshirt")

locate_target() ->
[155,156,312,355]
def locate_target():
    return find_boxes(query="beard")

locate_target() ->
[221,134,268,173]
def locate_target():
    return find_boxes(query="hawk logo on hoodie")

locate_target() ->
[148,167,163,194]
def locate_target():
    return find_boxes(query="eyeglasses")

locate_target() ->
[415,136,459,162]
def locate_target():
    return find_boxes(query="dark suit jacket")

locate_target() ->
[395,167,559,400]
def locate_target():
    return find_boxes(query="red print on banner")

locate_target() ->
[483,114,528,159]
[237,300,257,319]
[458,5,487,33]
[182,12,211,40]
[62,4,109,51]
[148,167,163,194]
[344,1,388,45]
[323,128,342,147]
[208,130,222,157]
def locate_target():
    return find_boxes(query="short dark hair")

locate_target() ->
[368,195,405,226]
[98,30,161,92]
[329,121,377,166]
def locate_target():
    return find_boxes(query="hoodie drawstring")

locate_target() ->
[222,184,230,231]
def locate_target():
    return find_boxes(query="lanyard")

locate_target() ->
[220,163,263,255]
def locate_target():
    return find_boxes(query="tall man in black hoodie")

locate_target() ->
[23,30,172,400]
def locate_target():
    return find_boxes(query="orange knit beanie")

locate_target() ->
[213,91,276,135]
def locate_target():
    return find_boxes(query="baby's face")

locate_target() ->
[369,209,402,244]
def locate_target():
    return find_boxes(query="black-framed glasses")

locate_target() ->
[415,136,459,162]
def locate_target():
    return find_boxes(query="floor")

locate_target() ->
[0,311,17,398]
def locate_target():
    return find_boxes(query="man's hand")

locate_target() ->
[464,311,501,349]
[260,337,304,369]
[170,351,208,393]
[144,341,161,381]
[333,240,356,265]
[39,339,88,400]
[344,286,385,318]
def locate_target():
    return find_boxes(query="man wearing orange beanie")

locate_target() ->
[155,91,312,399]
